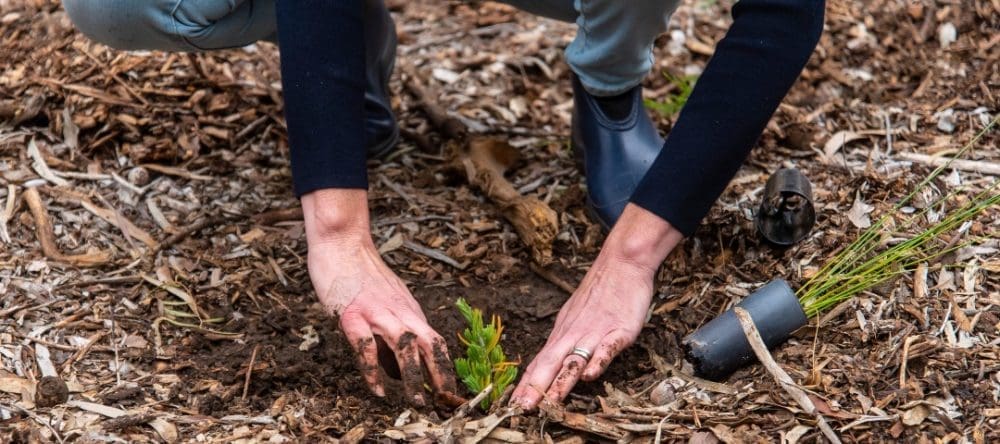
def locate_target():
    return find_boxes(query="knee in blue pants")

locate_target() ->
[62,0,275,51]
[498,0,681,95]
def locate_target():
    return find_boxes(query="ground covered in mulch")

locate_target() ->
[1,0,998,442]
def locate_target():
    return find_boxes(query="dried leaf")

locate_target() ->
[124,334,149,349]
[823,131,864,161]
[782,425,812,444]
[847,193,874,228]
[901,404,930,426]
[689,429,721,444]
[0,376,34,403]
[34,344,57,377]
[149,418,179,443]
[963,260,979,295]
[78,196,158,248]
[378,232,405,254]
[142,274,209,320]
[67,399,127,417]
[27,139,69,187]
[62,108,79,150]
[913,263,928,299]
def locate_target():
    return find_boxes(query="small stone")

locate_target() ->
[937,23,957,49]
[35,376,69,408]
[649,379,676,405]
[935,109,956,133]
[127,166,151,186]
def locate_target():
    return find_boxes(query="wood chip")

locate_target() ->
[27,139,69,187]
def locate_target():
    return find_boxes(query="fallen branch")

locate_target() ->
[402,75,467,140]
[530,263,576,294]
[734,307,841,444]
[897,152,1000,176]
[403,71,558,264]
[24,187,112,267]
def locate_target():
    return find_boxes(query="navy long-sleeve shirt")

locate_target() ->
[276,0,825,237]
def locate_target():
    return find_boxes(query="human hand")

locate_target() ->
[302,189,457,407]
[510,204,684,409]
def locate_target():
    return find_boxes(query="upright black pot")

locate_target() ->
[683,279,807,381]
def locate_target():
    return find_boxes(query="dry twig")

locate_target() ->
[734,308,841,443]
[242,344,261,401]
[897,152,1000,176]
[403,71,558,264]
[529,263,576,294]
[24,187,112,267]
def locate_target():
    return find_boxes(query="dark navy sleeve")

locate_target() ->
[630,0,825,236]
[275,0,368,197]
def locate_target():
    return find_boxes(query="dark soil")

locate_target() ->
[164,267,687,432]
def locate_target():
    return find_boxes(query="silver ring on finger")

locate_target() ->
[571,347,592,361]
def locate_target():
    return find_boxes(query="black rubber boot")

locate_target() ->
[571,75,664,229]
[364,0,399,158]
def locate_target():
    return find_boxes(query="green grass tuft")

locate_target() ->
[645,72,698,117]
[797,116,998,317]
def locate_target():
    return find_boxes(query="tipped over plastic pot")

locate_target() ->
[683,279,807,381]
[756,168,816,246]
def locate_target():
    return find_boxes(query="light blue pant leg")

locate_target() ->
[500,0,681,96]
[62,0,276,51]
[64,0,678,95]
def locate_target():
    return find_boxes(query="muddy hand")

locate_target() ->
[302,189,458,406]
[510,204,684,410]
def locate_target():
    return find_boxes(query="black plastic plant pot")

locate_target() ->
[683,279,807,381]
[756,168,816,246]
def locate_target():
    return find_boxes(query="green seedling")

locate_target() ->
[454,298,518,409]
[797,116,999,317]
[645,72,698,117]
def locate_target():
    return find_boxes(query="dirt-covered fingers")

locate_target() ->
[543,353,588,404]
[339,310,384,396]
[581,329,634,382]
[543,334,601,403]
[416,332,458,396]
[510,342,572,409]
[392,330,427,407]
[370,313,433,407]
